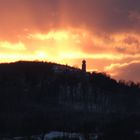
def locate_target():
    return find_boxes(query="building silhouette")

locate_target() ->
[82,60,86,72]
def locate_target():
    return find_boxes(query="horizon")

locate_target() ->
[0,0,140,82]
[0,59,139,84]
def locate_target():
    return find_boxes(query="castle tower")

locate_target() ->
[82,60,86,72]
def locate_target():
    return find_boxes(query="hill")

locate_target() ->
[0,61,140,137]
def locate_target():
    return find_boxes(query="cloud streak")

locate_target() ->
[0,41,26,51]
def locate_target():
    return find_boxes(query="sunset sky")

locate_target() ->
[0,0,140,82]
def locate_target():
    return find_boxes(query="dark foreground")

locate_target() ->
[0,61,140,140]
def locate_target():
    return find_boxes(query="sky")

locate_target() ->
[0,0,140,83]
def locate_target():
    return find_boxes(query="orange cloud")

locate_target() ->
[28,31,69,41]
[105,61,140,82]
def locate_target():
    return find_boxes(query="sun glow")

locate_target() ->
[1,28,139,79]
[0,29,127,64]
[35,51,48,60]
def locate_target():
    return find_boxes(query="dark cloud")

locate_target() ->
[0,0,140,37]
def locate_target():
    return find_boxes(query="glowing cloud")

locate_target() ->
[0,41,26,51]
[105,61,140,82]
[28,31,69,41]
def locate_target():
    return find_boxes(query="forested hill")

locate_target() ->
[0,61,140,135]
[0,61,139,93]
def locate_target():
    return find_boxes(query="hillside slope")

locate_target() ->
[0,61,140,136]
